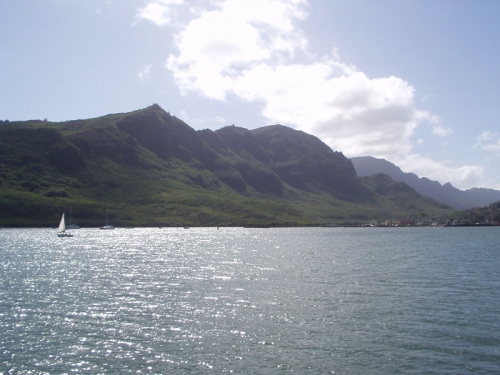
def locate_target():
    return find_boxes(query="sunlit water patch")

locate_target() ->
[1,227,499,374]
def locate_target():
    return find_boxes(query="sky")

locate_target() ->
[2,0,500,191]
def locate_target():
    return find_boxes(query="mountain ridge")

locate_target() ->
[0,105,454,226]
[351,156,500,209]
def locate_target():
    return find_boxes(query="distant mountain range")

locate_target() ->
[351,156,500,209]
[0,104,454,226]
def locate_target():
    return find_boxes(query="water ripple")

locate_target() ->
[1,227,499,373]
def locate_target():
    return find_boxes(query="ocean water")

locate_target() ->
[1,227,499,374]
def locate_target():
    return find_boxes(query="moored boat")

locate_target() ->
[57,213,73,237]
[100,207,114,230]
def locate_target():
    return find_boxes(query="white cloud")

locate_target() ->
[475,131,500,152]
[166,1,431,162]
[432,124,453,136]
[136,0,184,27]
[397,155,485,191]
[167,0,308,99]
[482,143,500,152]
[138,64,152,81]
[476,130,497,142]
[160,0,486,189]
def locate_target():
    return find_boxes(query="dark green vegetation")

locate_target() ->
[452,200,500,225]
[0,105,456,227]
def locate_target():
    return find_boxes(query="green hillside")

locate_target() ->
[0,105,455,227]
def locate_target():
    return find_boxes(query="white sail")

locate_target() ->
[58,213,66,233]
[100,207,114,229]
[57,213,73,237]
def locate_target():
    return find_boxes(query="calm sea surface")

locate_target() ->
[1,227,499,374]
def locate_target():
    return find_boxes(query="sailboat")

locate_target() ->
[100,207,114,230]
[57,213,73,237]
[66,206,80,229]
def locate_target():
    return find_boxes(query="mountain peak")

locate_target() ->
[145,103,165,112]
